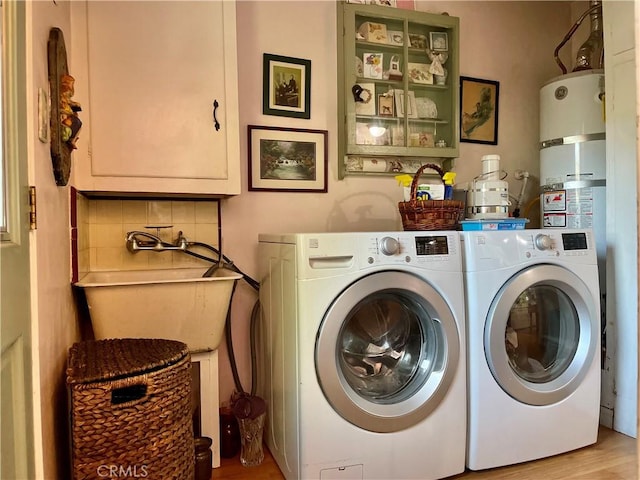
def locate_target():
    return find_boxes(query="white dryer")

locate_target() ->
[257,232,466,480]
[461,229,600,470]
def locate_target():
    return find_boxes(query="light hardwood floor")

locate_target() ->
[211,427,636,479]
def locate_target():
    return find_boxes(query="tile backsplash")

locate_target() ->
[76,195,219,277]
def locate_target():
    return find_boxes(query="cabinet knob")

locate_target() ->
[212,100,220,131]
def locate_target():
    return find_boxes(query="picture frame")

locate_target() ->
[378,94,394,116]
[394,90,418,118]
[408,33,428,49]
[407,63,433,84]
[263,54,311,119]
[460,76,500,145]
[429,31,449,52]
[248,125,328,192]
[387,30,405,46]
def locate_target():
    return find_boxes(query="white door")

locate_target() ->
[1,1,35,477]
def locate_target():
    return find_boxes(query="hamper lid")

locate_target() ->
[66,338,189,385]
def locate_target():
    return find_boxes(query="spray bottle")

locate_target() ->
[395,174,444,201]
[443,172,456,200]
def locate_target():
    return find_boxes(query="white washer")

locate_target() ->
[461,228,600,470]
[257,232,466,480]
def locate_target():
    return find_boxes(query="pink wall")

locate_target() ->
[218,1,578,405]
[29,1,81,477]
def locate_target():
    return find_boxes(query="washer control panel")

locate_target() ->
[363,232,460,270]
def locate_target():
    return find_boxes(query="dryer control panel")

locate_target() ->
[461,228,597,271]
[520,230,594,260]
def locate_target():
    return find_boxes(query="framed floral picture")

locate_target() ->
[263,54,311,119]
[248,125,328,192]
[407,63,433,84]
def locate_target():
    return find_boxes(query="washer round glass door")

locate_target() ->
[485,264,598,406]
[315,270,460,433]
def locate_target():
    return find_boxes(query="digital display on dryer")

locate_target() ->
[562,232,588,250]
[415,235,448,255]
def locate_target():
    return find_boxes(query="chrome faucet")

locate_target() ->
[126,230,188,253]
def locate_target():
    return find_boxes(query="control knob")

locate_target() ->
[379,237,400,256]
[534,234,553,250]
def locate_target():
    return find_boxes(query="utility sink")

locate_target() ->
[74,267,242,351]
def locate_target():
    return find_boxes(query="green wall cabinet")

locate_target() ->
[337,2,459,178]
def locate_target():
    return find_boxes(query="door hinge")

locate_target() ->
[29,186,37,230]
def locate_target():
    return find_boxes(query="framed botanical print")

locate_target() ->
[460,76,499,145]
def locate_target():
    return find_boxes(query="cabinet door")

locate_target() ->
[71,1,240,195]
[338,3,459,177]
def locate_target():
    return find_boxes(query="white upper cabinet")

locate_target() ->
[70,1,240,196]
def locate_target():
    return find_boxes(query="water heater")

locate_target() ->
[539,69,606,295]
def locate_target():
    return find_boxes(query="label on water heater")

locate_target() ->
[543,212,566,227]
[542,190,566,211]
[542,177,594,229]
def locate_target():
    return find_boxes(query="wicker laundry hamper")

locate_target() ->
[66,338,195,480]
[398,163,465,231]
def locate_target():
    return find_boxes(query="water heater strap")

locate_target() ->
[539,132,605,149]
[541,179,606,192]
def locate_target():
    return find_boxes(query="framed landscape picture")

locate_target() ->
[248,125,328,192]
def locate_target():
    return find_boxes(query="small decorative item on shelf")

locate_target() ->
[415,97,438,119]
[353,83,376,116]
[408,62,433,84]
[358,22,388,43]
[363,53,383,79]
[387,55,403,81]
[398,163,465,231]
[355,56,364,77]
[377,92,395,116]
[387,30,404,46]
[429,31,449,52]
[434,68,448,85]
[408,33,428,49]
[427,49,448,85]
[394,90,418,118]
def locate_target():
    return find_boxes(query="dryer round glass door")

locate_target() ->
[485,264,599,406]
[315,271,460,433]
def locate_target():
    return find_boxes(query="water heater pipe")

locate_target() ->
[511,170,530,218]
[553,1,603,74]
